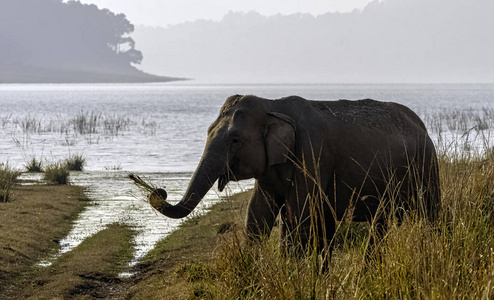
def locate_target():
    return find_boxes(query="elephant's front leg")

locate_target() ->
[283,168,335,255]
[283,193,311,253]
[245,182,281,240]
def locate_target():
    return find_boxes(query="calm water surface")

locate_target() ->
[1,83,493,270]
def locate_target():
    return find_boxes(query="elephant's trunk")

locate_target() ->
[150,151,224,219]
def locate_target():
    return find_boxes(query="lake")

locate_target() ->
[1,83,493,270]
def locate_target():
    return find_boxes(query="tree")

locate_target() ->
[0,0,143,69]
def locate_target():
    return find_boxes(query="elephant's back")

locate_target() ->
[310,99,426,135]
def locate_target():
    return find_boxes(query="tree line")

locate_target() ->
[134,0,494,83]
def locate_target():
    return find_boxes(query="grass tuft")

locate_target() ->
[25,157,44,172]
[0,163,21,202]
[43,163,70,185]
[104,163,122,171]
[65,154,86,171]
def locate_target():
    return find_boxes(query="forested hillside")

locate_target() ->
[0,0,177,83]
[134,0,494,83]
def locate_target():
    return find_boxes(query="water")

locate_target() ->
[1,83,494,270]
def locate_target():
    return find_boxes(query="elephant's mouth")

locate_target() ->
[218,169,243,191]
[218,158,239,192]
[218,174,229,192]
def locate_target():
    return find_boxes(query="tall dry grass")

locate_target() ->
[0,163,21,202]
[175,146,494,299]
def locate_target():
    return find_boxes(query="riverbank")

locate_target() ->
[0,181,252,299]
[121,191,252,299]
[0,184,89,297]
[3,150,494,299]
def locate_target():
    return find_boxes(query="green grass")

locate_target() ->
[20,223,135,299]
[0,163,21,202]
[0,185,90,298]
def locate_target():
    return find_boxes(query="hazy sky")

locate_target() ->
[73,0,376,27]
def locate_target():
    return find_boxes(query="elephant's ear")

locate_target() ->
[265,112,296,167]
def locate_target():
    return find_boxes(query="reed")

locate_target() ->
[103,114,131,136]
[1,114,12,129]
[104,163,122,171]
[422,107,494,157]
[70,110,100,135]
[13,115,42,134]
[2,110,145,149]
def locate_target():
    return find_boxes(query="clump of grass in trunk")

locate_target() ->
[0,164,21,202]
[128,173,156,193]
[25,157,43,172]
[65,154,85,171]
[128,173,168,211]
[44,163,70,185]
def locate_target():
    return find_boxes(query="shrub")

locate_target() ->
[43,163,70,185]
[0,164,21,202]
[25,157,44,172]
[65,154,86,171]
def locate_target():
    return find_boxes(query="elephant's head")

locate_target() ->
[151,95,296,218]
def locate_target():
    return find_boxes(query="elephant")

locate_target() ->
[149,95,441,254]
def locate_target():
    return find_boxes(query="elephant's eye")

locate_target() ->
[230,137,242,152]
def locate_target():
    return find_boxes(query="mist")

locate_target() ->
[133,0,494,84]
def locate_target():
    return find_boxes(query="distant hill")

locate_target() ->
[0,0,179,83]
[134,0,494,83]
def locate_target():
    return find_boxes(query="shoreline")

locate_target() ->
[3,150,494,298]
[122,190,252,299]
[0,182,253,298]
[0,66,187,84]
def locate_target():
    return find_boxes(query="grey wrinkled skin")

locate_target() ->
[152,95,441,254]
